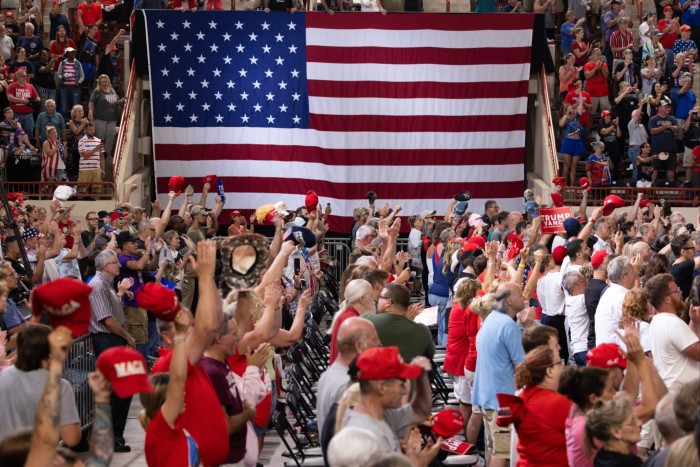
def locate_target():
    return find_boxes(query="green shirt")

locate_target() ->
[367,312,435,363]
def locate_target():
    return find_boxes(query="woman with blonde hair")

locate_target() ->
[443,278,483,444]
[585,398,643,466]
[613,288,652,353]
[66,104,88,180]
[89,74,124,170]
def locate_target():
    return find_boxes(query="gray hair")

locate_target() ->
[95,249,117,271]
[45,99,56,107]
[670,212,686,225]
[216,310,235,335]
[591,141,605,150]
[138,219,154,233]
[655,392,682,444]
[356,225,375,242]
[607,256,631,284]
[327,427,383,467]
[562,271,585,295]
[594,218,608,232]
[440,228,456,244]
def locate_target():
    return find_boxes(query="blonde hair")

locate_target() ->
[224,289,264,323]
[95,74,112,91]
[138,373,170,429]
[454,278,480,308]
[70,105,84,120]
[622,288,649,323]
[334,383,361,435]
[471,292,496,319]
[442,241,463,275]
[585,398,633,454]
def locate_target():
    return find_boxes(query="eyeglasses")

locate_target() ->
[681,245,696,250]
[379,295,392,301]
[666,288,682,297]
[551,359,565,367]
[88,217,98,221]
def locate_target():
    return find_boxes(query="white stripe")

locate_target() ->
[156,192,524,219]
[309,97,528,117]
[306,28,534,49]
[306,62,530,83]
[152,127,525,149]
[155,160,524,184]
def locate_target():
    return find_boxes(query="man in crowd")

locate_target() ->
[648,98,680,184]
[595,255,639,345]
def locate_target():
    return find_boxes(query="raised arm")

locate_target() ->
[161,310,192,427]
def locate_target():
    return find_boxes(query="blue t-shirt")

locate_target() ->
[472,310,525,410]
[683,0,700,26]
[3,299,26,330]
[675,89,696,119]
[561,22,574,54]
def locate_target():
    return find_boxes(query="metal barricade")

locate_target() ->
[323,239,352,281]
[64,334,96,430]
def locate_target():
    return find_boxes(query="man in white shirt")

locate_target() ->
[537,245,568,361]
[563,270,590,366]
[644,273,700,393]
[595,255,639,344]
[592,218,614,254]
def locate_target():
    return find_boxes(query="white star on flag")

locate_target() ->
[223,56,232,64]
[289,45,297,54]
[236,44,245,53]
[262,22,270,30]
[287,21,296,30]
[187,68,195,76]
[267,115,275,124]
[252,80,261,89]
[278,81,287,89]
[262,45,271,53]
[190,114,198,122]
[197,55,206,63]
[182,20,191,28]
[241,114,250,123]
[279,104,288,112]
[292,115,301,124]
[264,69,273,78]
[239,69,247,77]
[210,44,219,52]
[175,80,183,88]
[163,91,171,100]
[291,69,299,77]
[235,21,244,29]
[213,68,221,77]
[172,55,180,64]
[223,32,231,41]
[201,79,209,88]
[202,103,210,111]
[176,103,184,111]
[226,80,235,88]
[209,20,217,29]
[158,43,166,52]
[189,91,197,99]
[215,114,224,122]
[266,92,274,101]
[196,31,205,40]
[156,20,164,28]
[161,68,169,76]
[253,103,262,112]
[214,91,223,99]
[184,43,192,52]
[275,33,284,42]
[249,32,257,41]
[240,91,249,100]
[164,114,173,122]
[292,92,300,101]
[250,56,259,65]
[275,56,284,65]
[170,32,179,41]
[228,103,236,111]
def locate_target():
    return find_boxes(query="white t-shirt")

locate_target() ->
[612,320,651,353]
[594,282,628,345]
[537,270,565,316]
[639,21,652,48]
[565,294,589,354]
[649,312,700,393]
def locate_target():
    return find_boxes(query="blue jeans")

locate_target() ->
[628,145,640,186]
[59,85,81,119]
[16,113,34,136]
[429,293,449,346]
[574,351,588,367]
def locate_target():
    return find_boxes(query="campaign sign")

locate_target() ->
[540,207,573,235]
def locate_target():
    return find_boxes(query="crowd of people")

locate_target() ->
[0,182,697,466]
[556,1,700,196]
[0,0,126,191]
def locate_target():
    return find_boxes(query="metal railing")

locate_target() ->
[112,59,138,184]
[561,186,700,207]
[541,63,560,176]
[64,334,96,430]
[2,181,116,200]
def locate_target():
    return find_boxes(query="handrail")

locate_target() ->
[561,186,700,207]
[2,181,116,200]
[112,59,138,189]
[540,62,560,176]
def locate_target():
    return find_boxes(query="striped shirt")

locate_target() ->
[78,135,102,171]
[609,30,634,59]
[62,61,77,87]
[88,271,128,334]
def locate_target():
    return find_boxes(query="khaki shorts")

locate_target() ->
[683,146,697,167]
[482,409,512,459]
[123,306,148,344]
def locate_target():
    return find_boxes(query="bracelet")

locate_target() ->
[487,261,496,266]
[280,252,290,258]
[519,263,526,269]
[173,336,186,344]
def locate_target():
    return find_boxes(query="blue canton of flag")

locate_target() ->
[146,11,309,128]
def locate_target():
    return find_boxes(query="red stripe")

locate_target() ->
[307,80,529,99]
[306,12,536,32]
[153,145,525,166]
[306,45,532,65]
[309,114,526,133]
[156,177,524,200]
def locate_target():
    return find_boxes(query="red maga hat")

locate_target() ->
[31,278,92,337]
[136,283,181,322]
[356,347,422,381]
[97,347,153,398]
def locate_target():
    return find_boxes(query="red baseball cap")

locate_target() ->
[96,347,153,398]
[355,347,422,381]
[552,245,568,264]
[602,195,625,216]
[640,199,650,209]
[507,232,524,260]
[600,110,612,117]
[168,175,186,195]
[664,5,673,10]
[110,210,127,222]
[136,283,181,322]
[552,177,566,189]
[462,235,485,253]
[579,177,592,191]
[432,409,465,438]
[591,250,609,269]
[587,343,627,369]
[305,190,319,213]
[681,24,692,32]
[551,192,564,207]
[203,174,217,186]
[230,209,242,219]
[31,278,92,337]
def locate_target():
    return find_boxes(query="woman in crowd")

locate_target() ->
[560,98,585,188]
[40,125,66,182]
[502,345,572,466]
[614,289,652,353]
[32,50,56,106]
[443,278,481,442]
[640,55,660,96]
[585,141,612,188]
[428,227,456,346]
[585,398,643,467]
[571,28,590,70]
[56,47,84,119]
[49,25,75,71]
[8,47,33,82]
[140,307,203,466]
[66,104,88,181]
[6,127,39,182]
[560,366,615,467]
[89,74,123,174]
[558,54,578,105]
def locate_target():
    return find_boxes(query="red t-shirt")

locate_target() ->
[49,39,76,71]
[145,410,202,467]
[564,91,592,126]
[571,41,588,67]
[76,3,102,41]
[444,304,481,375]
[152,348,229,467]
[582,61,609,97]
[512,386,572,467]
[658,19,678,50]
[328,306,360,365]
[7,81,38,115]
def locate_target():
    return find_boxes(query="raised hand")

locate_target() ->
[247,342,273,368]
[189,240,216,277]
[48,326,73,364]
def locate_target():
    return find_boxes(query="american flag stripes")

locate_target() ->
[144,11,535,231]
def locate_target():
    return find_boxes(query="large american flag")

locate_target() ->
[144,11,535,231]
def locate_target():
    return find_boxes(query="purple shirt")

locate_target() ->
[117,254,142,308]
